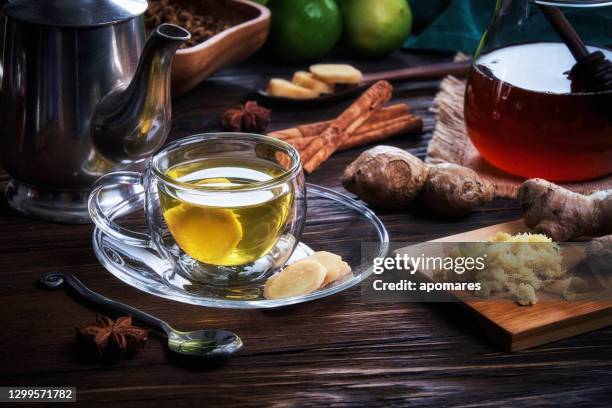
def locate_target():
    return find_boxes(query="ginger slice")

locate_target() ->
[263,259,326,300]
[267,78,319,99]
[292,71,335,94]
[338,261,352,279]
[304,251,344,286]
[310,64,363,84]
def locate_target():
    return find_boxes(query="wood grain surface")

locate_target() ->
[1,51,611,407]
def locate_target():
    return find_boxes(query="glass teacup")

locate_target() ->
[89,133,306,286]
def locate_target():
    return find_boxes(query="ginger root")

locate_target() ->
[342,145,428,208]
[518,179,612,241]
[342,146,495,216]
[578,234,612,280]
[420,163,495,217]
[586,234,612,258]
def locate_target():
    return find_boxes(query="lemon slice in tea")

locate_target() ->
[163,203,243,265]
[162,177,244,265]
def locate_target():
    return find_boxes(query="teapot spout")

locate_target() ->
[92,24,190,164]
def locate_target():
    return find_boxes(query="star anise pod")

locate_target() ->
[76,315,148,360]
[221,101,271,132]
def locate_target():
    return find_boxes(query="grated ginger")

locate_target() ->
[440,232,566,306]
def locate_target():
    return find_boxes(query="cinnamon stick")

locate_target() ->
[268,103,410,141]
[338,114,422,151]
[301,81,393,172]
[282,114,422,152]
[283,137,312,151]
[269,128,305,140]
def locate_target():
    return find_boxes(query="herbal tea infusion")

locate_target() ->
[159,157,294,266]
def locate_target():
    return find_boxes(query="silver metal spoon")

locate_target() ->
[40,272,243,358]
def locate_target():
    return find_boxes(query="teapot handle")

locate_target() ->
[88,171,151,248]
[0,8,5,88]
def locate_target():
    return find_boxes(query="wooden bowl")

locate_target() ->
[170,0,270,96]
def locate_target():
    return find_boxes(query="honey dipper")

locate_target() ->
[538,3,612,92]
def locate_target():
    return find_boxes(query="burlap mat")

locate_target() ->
[426,76,612,198]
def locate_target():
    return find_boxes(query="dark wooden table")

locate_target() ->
[1,51,611,407]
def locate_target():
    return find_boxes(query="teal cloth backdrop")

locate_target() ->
[405,0,492,53]
[404,0,612,54]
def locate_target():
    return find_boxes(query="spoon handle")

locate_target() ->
[41,272,169,334]
[363,60,472,83]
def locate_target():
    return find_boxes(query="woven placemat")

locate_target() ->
[426,76,612,198]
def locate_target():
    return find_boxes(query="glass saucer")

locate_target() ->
[92,184,389,309]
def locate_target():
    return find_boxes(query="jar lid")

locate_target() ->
[533,0,612,7]
[4,0,148,27]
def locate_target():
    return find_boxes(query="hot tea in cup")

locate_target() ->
[89,133,306,286]
[159,157,294,266]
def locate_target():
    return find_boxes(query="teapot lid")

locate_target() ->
[4,0,148,27]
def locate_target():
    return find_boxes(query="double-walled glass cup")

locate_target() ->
[89,133,306,286]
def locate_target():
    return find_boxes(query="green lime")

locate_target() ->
[269,0,343,62]
[341,0,413,57]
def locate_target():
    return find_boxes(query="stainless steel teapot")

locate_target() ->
[0,0,189,223]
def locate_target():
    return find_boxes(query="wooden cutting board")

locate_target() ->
[397,220,612,352]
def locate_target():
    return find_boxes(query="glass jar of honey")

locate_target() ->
[465,0,612,181]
